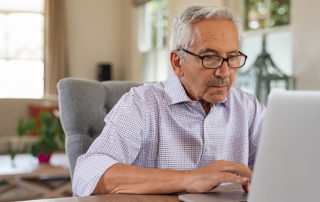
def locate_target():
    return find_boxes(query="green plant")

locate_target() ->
[15,111,65,157]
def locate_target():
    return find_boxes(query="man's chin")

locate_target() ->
[206,94,227,105]
[204,87,230,104]
[212,87,228,95]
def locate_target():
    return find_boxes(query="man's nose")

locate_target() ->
[214,61,230,78]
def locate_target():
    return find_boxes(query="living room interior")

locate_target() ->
[0,0,319,201]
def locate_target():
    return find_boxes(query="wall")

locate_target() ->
[291,0,320,90]
[65,0,130,81]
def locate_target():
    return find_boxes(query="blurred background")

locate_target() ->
[0,0,319,99]
[1,0,319,142]
[0,0,319,200]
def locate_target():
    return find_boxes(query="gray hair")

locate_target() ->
[170,5,241,58]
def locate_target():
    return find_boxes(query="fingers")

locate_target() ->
[218,161,252,179]
[217,172,249,186]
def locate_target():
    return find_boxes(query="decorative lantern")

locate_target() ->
[237,34,291,104]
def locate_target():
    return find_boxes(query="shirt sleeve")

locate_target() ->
[72,90,144,196]
[248,97,267,167]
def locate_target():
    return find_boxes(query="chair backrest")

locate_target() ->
[57,78,140,179]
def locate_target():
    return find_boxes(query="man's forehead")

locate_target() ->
[190,19,239,54]
[191,18,237,31]
[192,19,237,37]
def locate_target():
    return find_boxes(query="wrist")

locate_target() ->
[179,170,193,192]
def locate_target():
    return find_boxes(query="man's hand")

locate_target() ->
[182,160,251,193]
[93,160,251,195]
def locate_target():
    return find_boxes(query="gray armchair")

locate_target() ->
[57,78,139,179]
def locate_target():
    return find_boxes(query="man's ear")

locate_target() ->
[170,50,184,77]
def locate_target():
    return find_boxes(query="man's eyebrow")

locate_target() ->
[199,49,219,55]
[227,50,239,55]
[199,49,240,55]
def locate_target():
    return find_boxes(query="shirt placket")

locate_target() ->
[201,110,216,165]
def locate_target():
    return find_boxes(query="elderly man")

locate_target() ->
[73,5,266,196]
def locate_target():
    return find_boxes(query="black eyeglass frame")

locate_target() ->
[178,48,247,69]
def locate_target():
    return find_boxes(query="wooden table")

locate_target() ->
[26,194,180,202]
[22,184,243,202]
[0,153,72,200]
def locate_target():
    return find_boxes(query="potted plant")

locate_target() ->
[14,110,65,163]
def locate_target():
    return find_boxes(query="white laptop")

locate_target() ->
[179,91,320,202]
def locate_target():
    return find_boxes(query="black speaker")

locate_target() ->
[97,63,112,81]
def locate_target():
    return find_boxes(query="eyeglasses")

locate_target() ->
[178,48,247,69]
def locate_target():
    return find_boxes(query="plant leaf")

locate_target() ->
[16,118,37,136]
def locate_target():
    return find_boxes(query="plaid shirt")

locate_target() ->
[73,73,266,196]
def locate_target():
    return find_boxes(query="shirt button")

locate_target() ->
[205,146,211,152]
[191,102,196,106]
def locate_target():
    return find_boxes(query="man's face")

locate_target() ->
[176,19,239,104]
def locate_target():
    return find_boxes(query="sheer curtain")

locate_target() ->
[44,0,67,97]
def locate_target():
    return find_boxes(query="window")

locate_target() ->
[236,0,291,101]
[244,0,290,31]
[0,0,44,98]
[138,0,169,82]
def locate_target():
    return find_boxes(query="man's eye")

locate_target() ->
[228,55,238,58]
[203,55,218,60]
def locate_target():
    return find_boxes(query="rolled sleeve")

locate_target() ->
[72,154,118,196]
[72,90,144,196]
